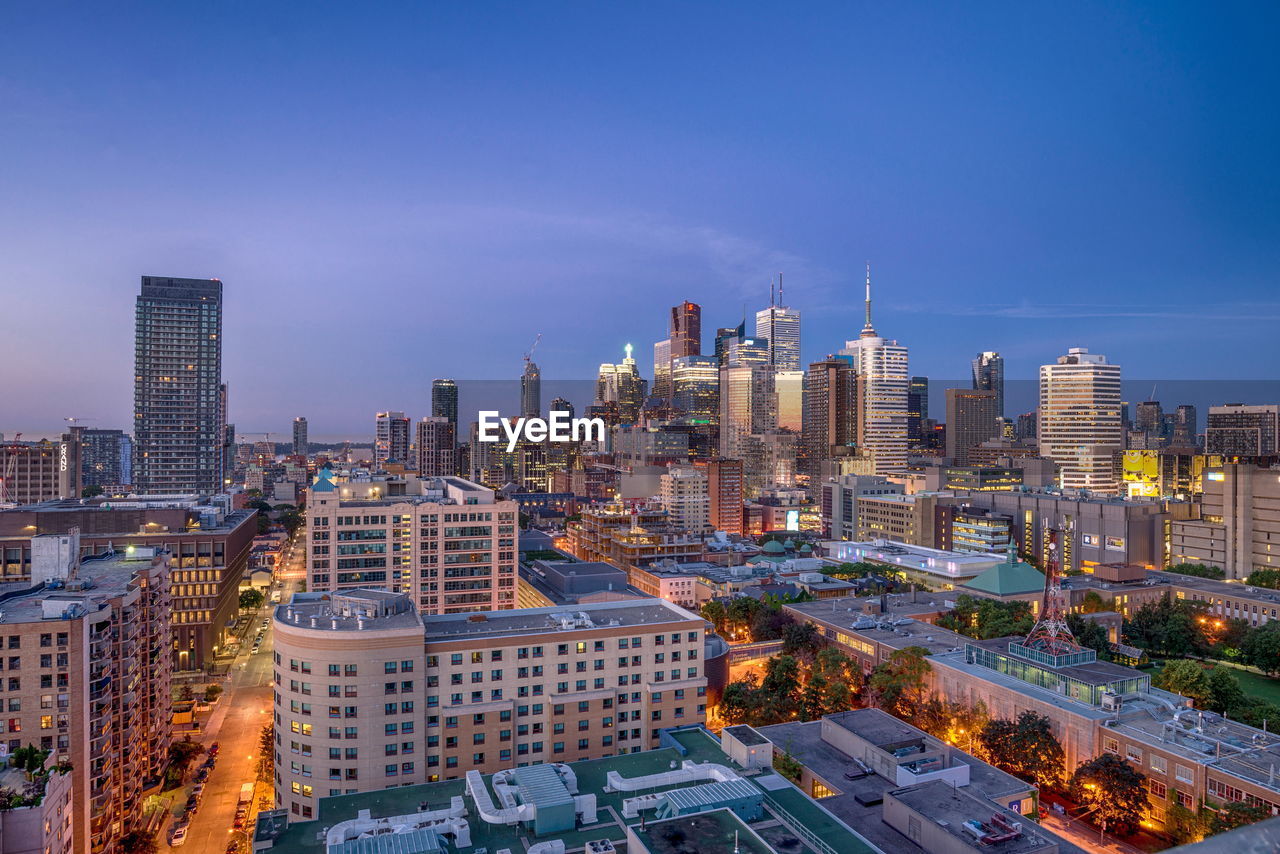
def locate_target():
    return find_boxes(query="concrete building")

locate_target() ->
[1171,462,1280,579]
[0,434,82,505]
[1205,404,1279,457]
[0,497,255,669]
[306,470,519,613]
[564,501,702,575]
[659,465,711,534]
[945,388,998,466]
[516,560,637,608]
[1039,347,1123,494]
[801,358,857,484]
[704,458,745,536]
[374,412,411,467]
[849,491,948,547]
[272,593,709,819]
[841,270,909,475]
[0,543,173,853]
[821,474,905,540]
[415,417,457,477]
[133,276,225,494]
[972,351,1005,418]
[292,417,308,457]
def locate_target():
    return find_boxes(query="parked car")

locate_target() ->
[170,825,188,846]
[208,742,220,756]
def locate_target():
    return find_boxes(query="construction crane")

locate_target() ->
[1,433,23,504]
[523,333,542,367]
[63,416,95,426]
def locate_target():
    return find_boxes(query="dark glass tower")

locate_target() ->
[133,276,224,494]
[432,379,459,431]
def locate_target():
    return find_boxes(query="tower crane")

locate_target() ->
[523,333,542,367]
[1,433,23,504]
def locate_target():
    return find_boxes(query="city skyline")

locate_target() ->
[3,4,1280,435]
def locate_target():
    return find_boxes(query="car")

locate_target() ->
[233,815,245,829]
[170,825,188,846]
[261,619,269,627]
[208,742,220,756]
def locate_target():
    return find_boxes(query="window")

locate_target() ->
[1175,764,1194,784]
[1102,737,1119,754]
[1150,755,1167,774]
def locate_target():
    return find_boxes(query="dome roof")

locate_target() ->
[762,540,786,554]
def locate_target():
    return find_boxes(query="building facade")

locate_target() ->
[945,388,998,466]
[971,351,1005,417]
[1206,404,1279,457]
[415,417,457,477]
[292,417,308,457]
[375,412,411,467]
[841,272,909,475]
[0,434,83,505]
[1038,347,1123,494]
[1170,463,1280,579]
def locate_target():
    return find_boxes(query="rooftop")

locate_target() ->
[423,598,703,641]
[0,548,162,624]
[276,590,424,633]
[890,779,1062,854]
[824,540,1004,579]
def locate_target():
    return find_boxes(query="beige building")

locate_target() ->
[1171,463,1280,579]
[272,592,708,821]
[658,465,710,534]
[306,471,519,613]
[1039,347,1123,494]
[853,491,948,546]
[0,538,173,853]
[565,501,703,573]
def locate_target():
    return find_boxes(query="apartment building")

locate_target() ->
[658,465,710,533]
[0,539,172,853]
[306,470,519,614]
[564,501,703,574]
[852,492,949,546]
[272,593,708,821]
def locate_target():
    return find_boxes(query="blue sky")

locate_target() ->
[2,2,1278,437]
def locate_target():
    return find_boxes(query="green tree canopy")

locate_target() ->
[1069,753,1148,836]
[1153,660,1212,707]
[868,646,931,717]
[1246,568,1280,590]
[1167,562,1226,580]
[1242,621,1280,676]
[979,711,1064,788]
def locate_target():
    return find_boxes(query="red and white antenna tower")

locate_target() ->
[1022,529,1083,656]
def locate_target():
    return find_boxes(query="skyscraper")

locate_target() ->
[906,376,929,444]
[521,360,541,418]
[133,276,224,494]
[415,417,457,476]
[840,267,909,475]
[375,411,410,466]
[1172,404,1198,448]
[704,457,744,536]
[945,388,998,466]
[549,396,574,420]
[595,344,647,424]
[971,351,1005,417]
[432,379,459,431]
[292,416,308,457]
[79,428,132,489]
[1206,404,1279,456]
[652,338,672,402]
[1038,347,1122,493]
[671,355,719,423]
[670,301,701,358]
[713,322,744,366]
[755,279,801,372]
[801,357,857,484]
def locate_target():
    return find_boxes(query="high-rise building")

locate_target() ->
[718,364,775,465]
[801,358,857,484]
[1205,404,1279,456]
[1172,404,1197,448]
[549,396,574,420]
[0,433,83,504]
[906,376,929,444]
[971,352,1005,417]
[431,378,459,432]
[670,355,719,423]
[374,411,410,466]
[1016,411,1038,441]
[713,322,744,366]
[133,276,224,494]
[415,416,457,476]
[595,344,647,424]
[1171,462,1280,579]
[306,470,519,612]
[774,370,804,432]
[79,428,130,489]
[652,338,672,402]
[670,300,701,359]
[755,283,801,371]
[704,457,744,536]
[1038,347,1123,493]
[945,388,999,466]
[292,416,309,457]
[659,464,711,533]
[521,360,542,418]
[840,268,909,475]
[1134,400,1164,445]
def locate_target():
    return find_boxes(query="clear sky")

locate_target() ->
[2,2,1278,437]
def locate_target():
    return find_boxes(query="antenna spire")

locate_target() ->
[860,261,877,338]
[778,271,784,306]
[770,278,775,308]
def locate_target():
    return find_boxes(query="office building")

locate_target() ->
[521,360,541,418]
[652,338,672,402]
[77,428,131,490]
[821,474,905,540]
[416,417,457,477]
[0,434,83,504]
[971,352,1005,417]
[670,300,701,359]
[596,345,647,424]
[1038,347,1123,494]
[431,379,459,431]
[1206,404,1279,457]
[133,276,225,494]
[375,411,411,467]
[671,355,719,424]
[659,465,711,533]
[841,269,909,475]
[306,470,519,613]
[549,396,574,420]
[292,416,308,457]
[906,376,928,444]
[718,364,775,466]
[713,322,744,367]
[1171,404,1197,448]
[1171,462,1280,579]
[774,369,803,432]
[0,542,172,853]
[1114,449,1223,499]
[1015,411,1037,441]
[754,293,801,371]
[801,358,857,485]
[705,458,745,536]
[945,388,998,466]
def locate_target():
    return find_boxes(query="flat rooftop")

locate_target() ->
[0,550,160,624]
[967,638,1148,686]
[277,591,424,633]
[823,540,1001,579]
[264,727,881,854]
[891,779,1062,854]
[631,809,773,854]
[423,598,701,640]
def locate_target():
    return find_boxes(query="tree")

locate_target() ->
[239,588,266,610]
[1246,568,1280,590]
[117,831,159,854]
[1066,614,1111,659]
[1242,621,1280,676]
[204,684,224,703]
[167,739,204,775]
[979,712,1065,788]
[773,751,803,783]
[780,621,822,657]
[1069,753,1148,836]
[1153,660,1212,707]
[1204,668,1246,715]
[81,485,104,498]
[1078,590,1114,614]
[10,744,48,776]
[700,600,728,635]
[726,598,761,640]
[1167,563,1226,580]
[719,680,757,725]
[1124,594,1208,658]
[867,646,931,717]
[1164,795,1207,846]
[759,655,802,721]
[1207,800,1270,834]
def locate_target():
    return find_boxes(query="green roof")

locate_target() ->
[961,559,1046,596]
[762,540,786,554]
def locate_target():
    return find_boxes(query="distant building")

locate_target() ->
[1039,347,1122,493]
[375,411,410,466]
[945,388,998,466]
[971,351,1005,417]
[292,416,308,457]
[78,428,131,490]
[1171,462,1280,579]
[670,300,701,359]
[801,358,858,485]
[659,465,711,533]
[840,269,909,475]
[133,276,225,493]
[432,378,459,431]
[652,338,673,402]
[415,416,457,476]
[755,298,801,371]
[671,355,719,424]
[906,376,929,444]
[549,396,574,420]
[1206,404,1279,456]
[821,474,904,540]
[705,458,745,536]
[521,360,542,418]
[0,433,83,504]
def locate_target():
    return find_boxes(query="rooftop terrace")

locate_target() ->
[422,599,701,640]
